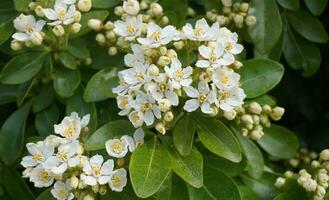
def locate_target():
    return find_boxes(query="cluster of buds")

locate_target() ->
[231,102,285,140]
[88,0,169,56]
[288,148,319,168]
[20,112,144,200]
[11,0,91,51]
[206,0,256,28]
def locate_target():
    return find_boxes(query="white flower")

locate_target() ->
[165,58,193,89]
[109,168,127,192]
[124,44,145,67]
[23,167,33,178]
[196,44,234,68]
[12,14,46,42]
[81,155,114,186]
[105,137,129,158]
[148,73,179,106]
[43,2,76,26]
[51,181,74,200]
[114,16,143,41]
[21,141,54,168]
[212,67,240,90]
[217,27,243,57]
[117,95,133,116]
[54,112,90,140]
[43,140,80,175]
[123,0,140,15]
[183,81,217,114]
[216,87,246,112]
[182,18,219,41]
[137,23,177,48]
[128,110,144,128]
[30,165,54,188]
[132,92,161,126]
[44,135,70,147]
[120,63,151,88]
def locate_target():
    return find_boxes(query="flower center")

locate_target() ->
[194,27,205,37]
[33,154,43,162]
[132,112,140,122]
[135,72,145,80]
[126,23,136,35]
[120,98,129,108]
[175,70,184,79]
[220,75,229,85]
[57,9,66,21]
[39,171,50,181]
[219,91,230,100]
[141,102,152,111]
[225,42,233,52]
[158,83,167,92]
[112,142,123,153]
[58,189,68,198]
[151,31,161,41]
[199,94,207,103]
[112,175,122,187]
[92,165,101,176]
[63,126,75,138]
[57,151,68,162]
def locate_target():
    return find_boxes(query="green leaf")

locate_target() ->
[287,10,328,43]
[91,47,124,70]
[239,185,262,200]
[0,11,15,45]
[66,90,97,133]
[92,0,121,8]
[169,147,203,188]
[187,166,241,200]
[0,84,22,105]
[0,166,34,200]
[304,0,328,16]
[36,189,56,200]
[74,10,109,37]
[0,52,47,84]
[84,120,135,151]
[67,40,90,60]
[83,67,119,102]
[254,34,283,61]
[153,174,189,200]
[258,125,299,159]
[282,20,321,76]
[193,114,242,163]
[59,52,78,70]
[35,104,59,137]
[204,155,247,177]
[276,0,299,10]
[13,0,31,11]
[173,114,195,157]
[246,95,276,106]
[36,0,55,7]
[274,192,307,200]
[233,127,264,178]
[0,101,31,165]
[32,85,55,113]
[53,68,80,98]
[239,59,284,98]
[161,0,188,26]
[130,136,171,198]
[248,0,282,53]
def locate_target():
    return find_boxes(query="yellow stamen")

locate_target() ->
[199,94,207,103]
[111,175,122,187]
[151,31,161,41]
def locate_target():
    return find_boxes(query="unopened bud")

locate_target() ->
[167,49,177,59]
[104,21,114,30]
[161,16,169,25]
[303,179,317,192]
[320,149,329,161]
[96,33,106,45]
[108,46,118,56]
[164,111,174,122]
[248,102,262,114]
[311,160,321,168]
[69,176,79,189]
[78,0,92,12]
[241,114,253,125]
[250,129,263,140]
[245,15,257,26]
[223,111,236,120]
[234,14,244,28]
[284,171,294,179]
[187,7,196,16]
[53,25,65,36]
[216,15,227,26]
[173,41,184,50]
[221,0,232,7]
[88,19,103,31]
[140,1,148,10]
[289,158,300,168]
[157,56,171,66]
[91,184,99,193]
[159,99,170,112]
[150,3,163,16]
[71,23,82,33]
[239,2,249,12]
[11,40,22,51]
[83,194,94,200]
[274,177,286,188]
[155,122,166,135]
[29,2,37,10]
[271,106,285,121]
[262,105,272,114]
[147,64,159,76]
[114,6,124,16]
[223,6,232,14]
[241,128,248,136]
[35,6,44,17]
[78,144,84,155]
[123,0,140,15]
[74,11,82,22]
[116,158,125,167]
[99,186,107,195]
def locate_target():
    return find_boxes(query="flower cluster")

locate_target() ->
[21,112,144,200]
[232,102,285,140]
[11,0,92,50]
[206,0,256,28]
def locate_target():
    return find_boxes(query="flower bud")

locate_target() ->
[241,128,248,136]
[252,115,260,125]
[11,40,22,51]
[74,11,82,22]
[187,7,196,16]
[250,129,263,140]
[35,6,44,17]
[245,15,257,26]
[88,19,103,31]
[223,111,236,120]
[311,160,321,168]
[161,16,169,25]
[114,6,124,16]
[164,111,174,122]
[262,105,272,113]
[53,25,65,36]
[206,11,217,22]
[78,144,84,155]
[150,3,163,16]
[108,46,118,56]
[116,158,125,167]
[274,177,286,188]
[316,186,326,197]
[123,0,140,15]
[29,2,37,10]
[96,33,106,45]
[30,31,43,45]
[140,0,148,10]
[104,21,114,30]
[289,158,299,168]
[303,179,317,192]
[248,102,262,114]
[167,49,178,59]
[155,122,166,135]
[221,0,232,7]
[105,31,116,40]
[234,14,244,28]
[157,56,171,66]
[239,2,249,12]
[159,99,170,112]
[173,41,184,50]
[99,186,107,195]
[83,194,94,200]
[22,167,33,178]
[147,64,159,76]
[92,184,99,193]
[284,171,294,179]
[69,176,79,189]
[271,106,285,120]
[241,114,253,124]
[320,149,329,161]
[78,0,92,12]
[232,61,243,70]
[216,15,227,26]
[223,6,232,14]
[71,23,82,33]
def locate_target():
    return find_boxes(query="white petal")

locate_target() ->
[144,110,154,125]
[90,155,103,167]
[184,99,200,112]
[101,160,114,175]
[196,60,210,68]
[43,9,58,20]
[183,86,199,98]
[201,102,213,114]
[165,91,179,106]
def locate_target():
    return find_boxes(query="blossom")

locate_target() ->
[114,16,143,41]
[124,44,145,67]
[137,23,177,48]
[217,27,243,58]
[128,110,144,127]
[216,87,246,112]
[81,155,114,186]
[211,67,240,90]
[182,18,219,41]
[54,112,90,140]
[30,165,54,188]
[109,168,127,192]
[183,81,217,114]
[165,58,193,89]
[43,2,76,26]
[105,137,129,158]
[21,141,54,168]
[51,181,74,200]
[117,95,133,116]
[123,0,140,15]
[119,63,151,89]
[132,92,161,125]
[12,14,46,42]
[196,44,234,68]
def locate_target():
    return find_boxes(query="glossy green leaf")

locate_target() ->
[35,0,55,7]
[83,67,119,102]
[53,68,80,98]
[239,185,262,200]
[276,0,299,10]
[85,120,135,151]
[304,0,328,16]
[170,147,203,188]
[204,155,247,177]
[13,0,31,11]
[74,10,109,37]
[0,11,15,45]
[239,59,284,98]
[187,166,241,200]
[153,174,189,200]
[248,0,282,53]
[36,189,56,200]
[173,114,195,157]
[254,34,283,61]
[67,40,90,60]
[59,52,78,70]
[35,104,59,137]
[246,95,276,106]
[32,85,55,113]
[258,125,299,159]
[130,136,171,198]
[193,114,242,163]
[0,84,22,105]
[287,10,328,43]
[92,0,121,8]
[0,101,31,165]
[274,192,307,200]
[161,0,188,26]
[0,52,47,84]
